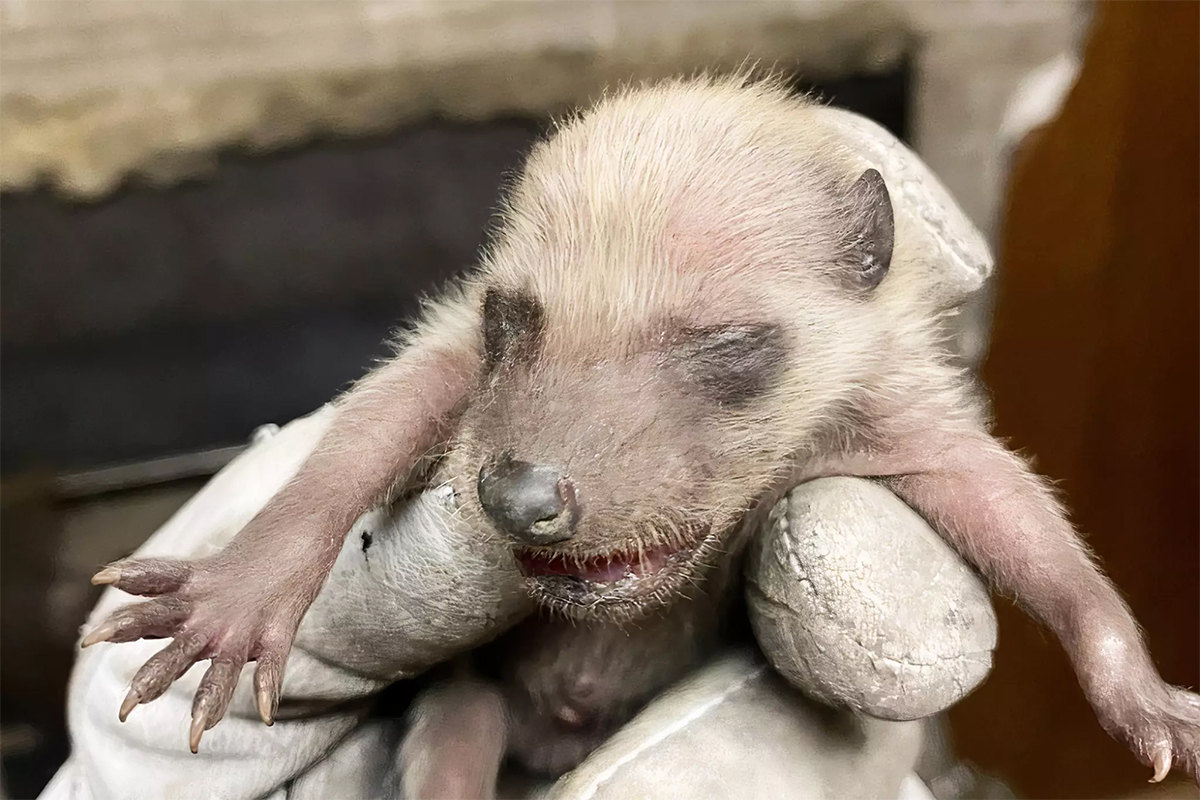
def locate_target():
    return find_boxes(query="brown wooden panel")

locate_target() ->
[949,2,1200,797]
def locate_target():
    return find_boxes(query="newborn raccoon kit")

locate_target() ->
[85,76,1199,788]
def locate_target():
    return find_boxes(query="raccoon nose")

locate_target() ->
[478,457,579,545]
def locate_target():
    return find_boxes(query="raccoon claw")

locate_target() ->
[119,632,210,721]
[83,557,194,648]
[188,715,207,755]
[91,566,121,586]
[1103,686,1200,785]
[189,659,247,752]
[118,688,141,723]
[83,555,303,750]
[254,654,284,726]
[81,596,191,647]
[90,557,192,595]
[121,618,294,750]
[1150,748,1172,783]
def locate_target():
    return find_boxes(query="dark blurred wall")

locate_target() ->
[955,2,1200,797]
[0,69,906,474]
[0,119,544,472]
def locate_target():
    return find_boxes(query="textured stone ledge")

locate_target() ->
[1,0,1078,202]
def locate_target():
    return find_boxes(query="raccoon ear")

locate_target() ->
[843,168,894,289]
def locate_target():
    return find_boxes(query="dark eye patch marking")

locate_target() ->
[482,287,545,367]
[674,323,789,407]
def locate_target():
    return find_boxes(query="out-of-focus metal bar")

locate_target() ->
[51,444,247,500]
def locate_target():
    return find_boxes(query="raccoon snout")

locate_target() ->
[478,456,580,545]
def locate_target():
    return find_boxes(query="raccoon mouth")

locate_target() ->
[511,529,717,617]
[514,545,680,585]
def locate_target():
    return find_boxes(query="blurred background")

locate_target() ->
[0,1,1195,798]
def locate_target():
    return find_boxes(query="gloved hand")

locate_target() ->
[45,404,994,800]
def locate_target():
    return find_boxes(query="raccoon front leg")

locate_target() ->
[398,676,510,800]
[82,297,482,751]
[844,400,1199,783]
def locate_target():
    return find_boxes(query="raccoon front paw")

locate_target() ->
[1099,685,1200,784]
[83,555,305,752]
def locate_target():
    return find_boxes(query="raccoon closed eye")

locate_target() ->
[675,323,789,407]
[482,287,545,368]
